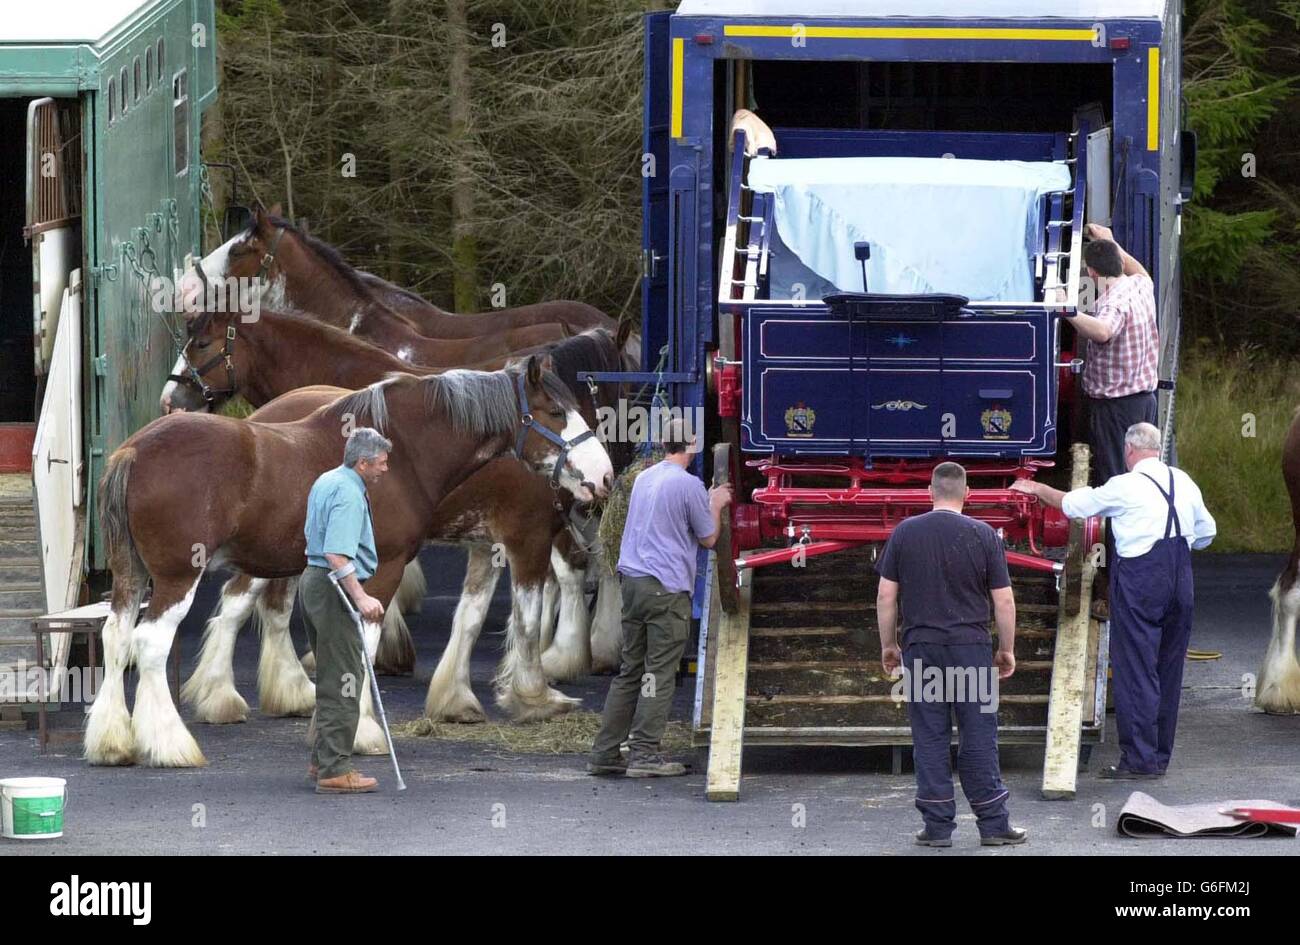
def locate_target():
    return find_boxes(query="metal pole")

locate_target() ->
[327,573,406,792]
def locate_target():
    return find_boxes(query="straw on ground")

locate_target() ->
[395,710,693,755]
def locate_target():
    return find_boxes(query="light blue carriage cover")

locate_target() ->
[747,156,1073,303]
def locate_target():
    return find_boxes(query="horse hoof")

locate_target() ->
[258,677,316,718]
[131,731,209,768]
[439,706,487,724]
[541,647,592,684]
[500,688,580,723]
[186,686,250,725]
[1257,699,1300,716]
[353,716,389,755]
[424,676,486,722]
[84,702,136,766]
[426,704,487,724]
[84,742,136,767]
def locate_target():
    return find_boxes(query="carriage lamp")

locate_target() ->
[854,241,871,293]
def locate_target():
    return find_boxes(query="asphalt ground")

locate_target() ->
[2,549,1297,856]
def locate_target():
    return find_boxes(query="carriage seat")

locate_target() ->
[746,155,1073,304]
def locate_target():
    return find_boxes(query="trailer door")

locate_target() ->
[31,270,84,617]
[26,97,82,378]
[641,11,672,373]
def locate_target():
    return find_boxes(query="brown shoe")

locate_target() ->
[307,763,318,780]
[315,770,378,794]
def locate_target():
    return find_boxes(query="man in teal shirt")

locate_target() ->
[302,427,390,794]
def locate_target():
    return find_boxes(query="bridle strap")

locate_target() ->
[255,226,287,283]
[169,323,238,404]
[512,372,594,490]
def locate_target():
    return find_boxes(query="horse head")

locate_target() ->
[159,305,248,414]
[511,354,613,503]
[175,202,286,316]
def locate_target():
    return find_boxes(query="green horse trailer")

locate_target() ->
[0,1,216,662]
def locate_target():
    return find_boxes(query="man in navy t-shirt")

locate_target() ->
[876,461,1026,847]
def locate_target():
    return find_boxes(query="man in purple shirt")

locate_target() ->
[588,418,732,777]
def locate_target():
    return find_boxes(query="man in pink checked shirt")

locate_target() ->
[1065,223,1160,616]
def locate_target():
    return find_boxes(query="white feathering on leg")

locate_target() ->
[1256,577,1300,714]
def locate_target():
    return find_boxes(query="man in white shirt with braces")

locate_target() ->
[1011,422,1216,779]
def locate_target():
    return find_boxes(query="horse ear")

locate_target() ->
[526,354,542,387]
[267,202,283,218]
[615,319,633,352]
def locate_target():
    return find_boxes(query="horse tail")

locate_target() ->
[98,447,146,587]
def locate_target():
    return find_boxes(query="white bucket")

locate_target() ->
[1,777,67,840]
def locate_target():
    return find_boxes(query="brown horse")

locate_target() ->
[182,330,635,729]
[169,264,564,371]
[188,403,595,726]
[87,360,612,766]
[176,205,618,341]
[1257,408,1300,713]
[158,306,533,414]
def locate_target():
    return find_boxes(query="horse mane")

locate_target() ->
[329,368,577,439]
[545,328,620,396]
[264,214,375,300]
[355,269,433,305]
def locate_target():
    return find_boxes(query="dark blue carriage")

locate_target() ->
[605,0,1192,799]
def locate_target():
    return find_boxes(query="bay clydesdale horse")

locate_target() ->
[159,305,555,416]
[1257,408,1300,714]
[89,360,612,767]
[174,204,622,343]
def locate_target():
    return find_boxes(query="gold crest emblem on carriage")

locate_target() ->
[785,402,816,437]
[980,405,1012,440]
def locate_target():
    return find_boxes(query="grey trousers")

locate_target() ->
[300,565,365,780]
[591,574,692,759]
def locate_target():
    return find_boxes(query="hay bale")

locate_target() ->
[395,710,692,754]
[596,450,664,575]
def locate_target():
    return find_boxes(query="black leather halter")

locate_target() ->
[512,371,595,490]
[255,226,286,284]
[166,262,238,405]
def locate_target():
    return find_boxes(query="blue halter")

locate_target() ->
[513,371,595,490]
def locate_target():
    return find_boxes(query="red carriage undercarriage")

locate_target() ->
[730,455,1102,576]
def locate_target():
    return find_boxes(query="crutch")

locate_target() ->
[327,569,407,791]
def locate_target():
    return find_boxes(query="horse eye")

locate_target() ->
[548,408,565,420]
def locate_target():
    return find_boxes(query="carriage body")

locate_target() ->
[1,1,215,628]
[625,0,1189,786]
